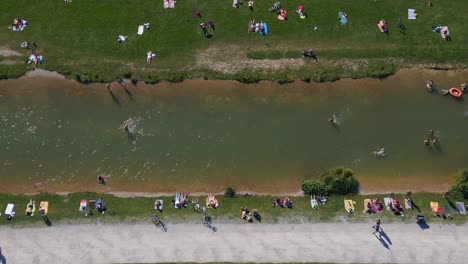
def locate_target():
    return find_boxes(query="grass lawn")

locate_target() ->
[1,0,467,82]
[0,192,466,227]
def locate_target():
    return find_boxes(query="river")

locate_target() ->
[0,69,467,194]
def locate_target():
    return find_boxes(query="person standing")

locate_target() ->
[372,218,381,234]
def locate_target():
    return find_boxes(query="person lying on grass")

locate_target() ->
[206,194,219,208]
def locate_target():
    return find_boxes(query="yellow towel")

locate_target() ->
[344,199,354,212]
[40,201,49,214]
[430,201,438,213]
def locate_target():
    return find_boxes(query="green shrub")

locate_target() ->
[449,169,468,199]
[224,187,236,198]
[320,167,359,195]
[300,180,328,196]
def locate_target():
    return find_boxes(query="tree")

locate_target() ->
[300,180,328,196]
[449,169,468,199]
[320,167,359,195]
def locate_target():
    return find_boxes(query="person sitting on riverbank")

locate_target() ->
[233,0,242,8]
[117,35,128,43]
[10,17,27,31]
[378,19,388,33]
[206,194,219,208]
[440,27,451,41]
[338,11,347,25]
[296,5,306,19]
[272,197,293,208]
[241,207,253,222]
[277,9,287,21]
[96,198,107,214]
[269,2,281,13]
[146,51,155,64]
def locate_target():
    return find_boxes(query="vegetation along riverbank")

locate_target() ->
[1,0,467,83]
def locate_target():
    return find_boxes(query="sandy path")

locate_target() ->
[1,222,467,264]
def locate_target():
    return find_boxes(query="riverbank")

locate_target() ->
[1,222,467,263]
[1,1,467,83]
[0,192,466,227]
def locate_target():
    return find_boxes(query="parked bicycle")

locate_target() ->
[192,199,205,213]
[202,210,217,232]
[150,214,167,232]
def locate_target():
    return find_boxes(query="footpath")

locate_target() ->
[0,222,467,264]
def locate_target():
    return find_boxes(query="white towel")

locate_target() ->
[137,25,144,35]
[5,203,14,215]
[408,9,416,20]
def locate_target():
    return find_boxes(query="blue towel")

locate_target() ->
[260,23,268,35]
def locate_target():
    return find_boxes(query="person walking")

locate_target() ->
[372,218,381,234]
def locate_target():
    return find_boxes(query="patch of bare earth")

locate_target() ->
[0,46,22,57]
[195,45,304,74]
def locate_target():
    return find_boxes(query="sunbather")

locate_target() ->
[241,207,253,222]
[96,198,107,214]
[277,9,287,21]
[206,194,219,208]
[117,35,128,43]
[25,199,34,216]
[378,20,388,33]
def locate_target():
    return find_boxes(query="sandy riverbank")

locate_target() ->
[1,223,467,264]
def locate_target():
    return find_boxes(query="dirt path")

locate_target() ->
[1,222,467,264]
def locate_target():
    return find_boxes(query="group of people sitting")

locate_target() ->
[241,207,259,222]
[272,197,293,208]
[232,0,254,11]
[433,25,451,41]
[363,198,384,214]
[388,196,404,216]
[248,19,265,34]
[10,17,27,31]
[172,192,189,209]
[26,53,43,66]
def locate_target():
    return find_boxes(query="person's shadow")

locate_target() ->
[374,233,390,250]
[410,200,421,212]
[380,229,392,245]
[106,85,121,107]
[0,247,7,264]
[42,215,52,226]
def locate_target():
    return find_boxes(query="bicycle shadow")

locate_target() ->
[374,233,390,250]
[42,215,52,226]
[380,229,392,245]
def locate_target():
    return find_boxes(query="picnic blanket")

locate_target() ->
[456,201,466,215]
[137,25,144,35]
[383,197,391,211]
[430,201,439,213]
[408,9,416,20]
[40,201,48,214]
[163,0,175,9]
[5,203,14,215]
[404,198,413,209]
[443,205,451,214]
[344,199,354,212]
[79,199,87,211]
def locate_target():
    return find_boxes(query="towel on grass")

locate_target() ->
[310,198,318,209]
[408,9,416,20]
[344,199,354,212]
[455,202,466,215]
[430,201,438,213]
[383,197,391,211]
[137,25,144,35]
[40,201,49,214]
[404,198,413,209]
[5,203,14,215]
[79,199,87,211]
[164,0,175,9]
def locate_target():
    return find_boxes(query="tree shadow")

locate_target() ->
[379,229,392,245]
[0,247,6,264]
[374,233,390,250]
[42,215,52,226]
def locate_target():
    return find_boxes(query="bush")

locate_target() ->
[224,187,236,198]
[300,180,328,196]
[320,167,359,195]
[449,169,468,199]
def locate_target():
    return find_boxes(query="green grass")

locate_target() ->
[1,192,466,227]
[1,0,467,82]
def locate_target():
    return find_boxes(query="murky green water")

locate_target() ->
[0,70,467,194]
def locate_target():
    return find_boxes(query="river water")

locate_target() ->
[0,70,467,194]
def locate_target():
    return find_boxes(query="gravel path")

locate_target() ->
[1,222,467,264]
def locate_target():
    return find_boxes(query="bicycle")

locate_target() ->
[192,199,205,213]
[202,211,217,232]
[150,214,167,232]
